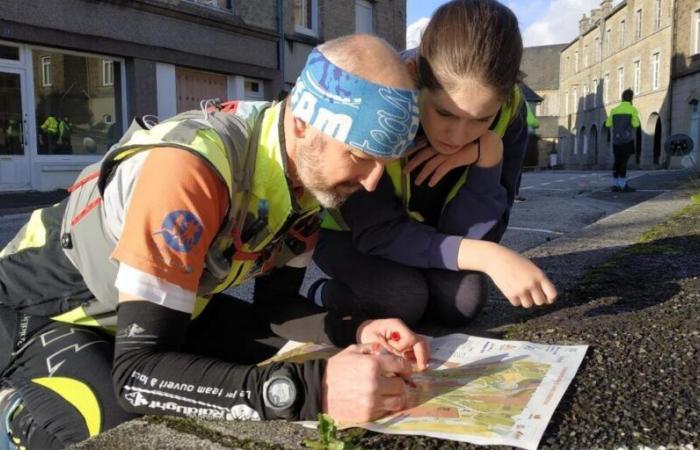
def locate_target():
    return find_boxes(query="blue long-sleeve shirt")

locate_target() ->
[336,100,529,271]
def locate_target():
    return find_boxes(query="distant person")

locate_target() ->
[605,88,640,192]
[40,115,59,154]
[59,116,73,153]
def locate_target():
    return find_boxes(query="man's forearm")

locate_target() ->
[113,301,326,421]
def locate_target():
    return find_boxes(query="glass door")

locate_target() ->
[0,67,31,190]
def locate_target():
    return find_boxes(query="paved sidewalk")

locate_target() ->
[70,180,700,449]
[0,189,68,215]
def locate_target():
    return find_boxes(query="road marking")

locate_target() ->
[520,187,568,191]
[508,226,564,235]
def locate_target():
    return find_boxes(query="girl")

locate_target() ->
[311,0,556,326]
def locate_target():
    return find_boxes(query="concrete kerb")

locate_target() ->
[68,185,696,449]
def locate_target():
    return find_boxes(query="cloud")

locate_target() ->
[406,17,430,50]
[522,0,620,47]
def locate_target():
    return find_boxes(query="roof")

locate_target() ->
[521,44,567,90]
[521,83,543,103]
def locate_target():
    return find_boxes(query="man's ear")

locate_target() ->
[405,59,418,84]
[293,117,308,139]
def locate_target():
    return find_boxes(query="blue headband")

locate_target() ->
[290,49,420,158]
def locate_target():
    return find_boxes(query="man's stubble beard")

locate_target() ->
[295,135,357,209]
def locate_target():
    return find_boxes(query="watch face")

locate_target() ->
[265,376,296,410]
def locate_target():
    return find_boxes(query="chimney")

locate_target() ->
[579,14,591,34]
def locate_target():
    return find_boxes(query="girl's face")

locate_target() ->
[418,79,503,155]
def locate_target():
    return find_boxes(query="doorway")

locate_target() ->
[0,67,32,190]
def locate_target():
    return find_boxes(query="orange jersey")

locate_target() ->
[111,147,229,292]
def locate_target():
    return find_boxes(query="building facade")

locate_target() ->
[0,0,406,192]
[558,0,673,169]
[670,0,700,170]
[521,44,567,168]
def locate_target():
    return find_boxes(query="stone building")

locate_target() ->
[670,0,700,170]
[558,0,673,169]
[521,44,567,167]
[0,0,406,191]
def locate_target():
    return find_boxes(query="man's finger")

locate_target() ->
[375,353,413,376]
[378,393,406,413]
[377,374,408,395]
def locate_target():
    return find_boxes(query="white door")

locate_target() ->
[0,68,32,190]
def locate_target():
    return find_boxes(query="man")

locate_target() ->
[0,35,425,449]
[605,88,640,192]
[58,116,73,153]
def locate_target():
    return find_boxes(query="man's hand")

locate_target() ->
[402,131,503,187]
[356,318,429,371]
[457,240,558,308]
[322,344,415,423]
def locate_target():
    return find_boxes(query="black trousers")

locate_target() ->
[313,230,488,327]
[0,293,317,449]
[612,142,635,179]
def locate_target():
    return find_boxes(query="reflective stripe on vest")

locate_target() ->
[322,85,523,231]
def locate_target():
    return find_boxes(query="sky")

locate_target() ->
[407,0,623,48]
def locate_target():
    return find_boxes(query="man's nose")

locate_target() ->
[358,160,385,192]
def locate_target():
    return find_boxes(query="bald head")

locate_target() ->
[317,35,414,90]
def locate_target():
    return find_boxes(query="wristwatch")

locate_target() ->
[263,369,299,419]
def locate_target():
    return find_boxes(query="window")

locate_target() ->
[294,0,318,36]
[620,19,626,48]
[41,56,52,87]
[102,59,114,86]
[573,87,578,112]
[652,52,660,90]
[594,37,599,62]
[695,10,700,55]
[606,28,612,56]
[0,44,20,61]
[355,0,373,33]
[244,78,264,100]
[565,90,569,115]
[654,0,662,30]
[633,59,641,94]
[583,85,589,109]
[584,45,588,67]
[575,50,579,72]
[604,74,610,104]
[592,79,598,107]
[618,66,624,99]
[635,9,643,40]
[32,49,122,156]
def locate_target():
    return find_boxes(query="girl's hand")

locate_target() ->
[485,245,558,308]
[356,318,430,371]
[403,144,479,187]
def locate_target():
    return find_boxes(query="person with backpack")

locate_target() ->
[311,0,557,327]
[0,35,427,449]
[605,88,640,192]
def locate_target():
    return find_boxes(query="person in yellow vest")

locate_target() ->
[311,0,557,326]
[514,101,540,203]
[59,115,73,153]
[605,88,640,192]
[40,114,59,154]
[0,35,427,449]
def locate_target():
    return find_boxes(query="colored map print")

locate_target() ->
[272,334,587,450]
